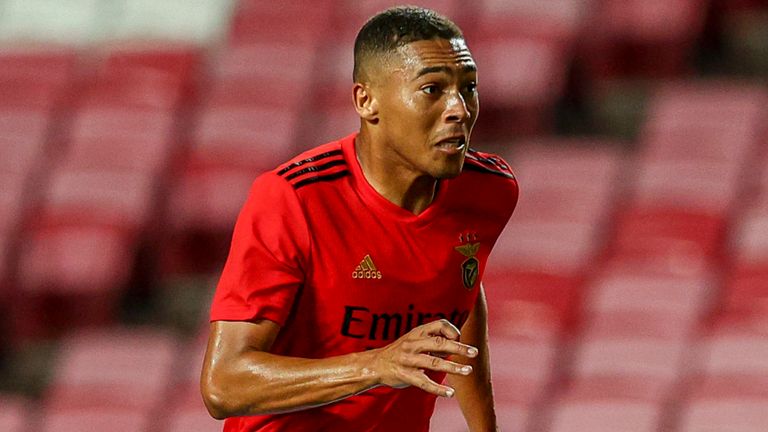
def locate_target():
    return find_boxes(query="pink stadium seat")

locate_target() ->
[677,399,768,432]
[41,409,150,432]
[490,220,602,274]
[730,206,768,277]
[0,394,27,432]
[584,266,713,319]
[581,310,696,342]
[77,74,184,112]
[214,42,317,85]
[167,408,223,432]
[547,398,663,432]
[0,109,50,173]
[695,328,768,376]
[229,0,334,45]
[477,0,591,42]
[429,398,530,432]
[490,335,559,405]
[429,398,467,432]
[69,106,174,143]
[35,165,156,234]
[191,105,299,171]
[45,328,177,411]
[571,338,688,382]
[564,375,675,403]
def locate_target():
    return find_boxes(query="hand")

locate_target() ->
[369,319,478,398]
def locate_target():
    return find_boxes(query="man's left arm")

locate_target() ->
[447,283,498,432]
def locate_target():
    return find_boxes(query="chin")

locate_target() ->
[432,164,464,179]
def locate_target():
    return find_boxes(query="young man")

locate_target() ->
[201,6,518,432]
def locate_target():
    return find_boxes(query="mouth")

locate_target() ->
[435,135,467,155]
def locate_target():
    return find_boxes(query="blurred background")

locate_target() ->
[0,0,767,431]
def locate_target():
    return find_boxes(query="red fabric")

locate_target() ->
[210,133,518,431]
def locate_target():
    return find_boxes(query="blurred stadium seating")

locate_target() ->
[0,0,767,431]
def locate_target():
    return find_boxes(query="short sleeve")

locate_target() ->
[209,172,310,326]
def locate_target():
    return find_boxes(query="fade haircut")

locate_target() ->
[353,6,464,82]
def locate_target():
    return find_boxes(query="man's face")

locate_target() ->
[369,38,479,179]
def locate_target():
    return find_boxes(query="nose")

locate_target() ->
[443,90,471,124]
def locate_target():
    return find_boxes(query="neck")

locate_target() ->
[354,132,438,215]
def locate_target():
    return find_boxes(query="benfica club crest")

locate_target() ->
[454,242,480,290]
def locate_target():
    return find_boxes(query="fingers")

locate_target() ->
[406,354,473,376]
[419,336,478,358]
[419,319,461,341]
[401,369,456,398]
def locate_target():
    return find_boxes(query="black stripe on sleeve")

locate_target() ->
[463,162,515,179]
[277,150,344,177]
[291,170,350,189]
[284,159,347,181]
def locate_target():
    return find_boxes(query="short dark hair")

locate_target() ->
[353,6,464,82]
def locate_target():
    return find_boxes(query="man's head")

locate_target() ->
[352,6,478,180]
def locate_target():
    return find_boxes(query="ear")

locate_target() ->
[353,82,379,122]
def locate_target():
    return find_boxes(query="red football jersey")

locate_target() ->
[210,132,518,432]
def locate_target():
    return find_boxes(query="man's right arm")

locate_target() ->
[200,318,478,419]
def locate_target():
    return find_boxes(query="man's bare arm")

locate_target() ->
[200,318,478,419]
[447,284,498,432]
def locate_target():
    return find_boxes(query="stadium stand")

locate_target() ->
[0,1,766,431]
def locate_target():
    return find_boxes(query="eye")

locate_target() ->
[463,82,478,94]
[421,84,440,95]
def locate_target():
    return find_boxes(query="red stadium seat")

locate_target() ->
[97,42,201,85]
[11,226,134,341]
[578,0,708,79]
[608,207,726,273]
[0,172,27,235]
[0,45,78,83]
[719,273,768,319]
[468,34,569,137]
[161,165,257,275]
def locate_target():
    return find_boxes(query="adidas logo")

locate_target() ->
[352,254,382,279]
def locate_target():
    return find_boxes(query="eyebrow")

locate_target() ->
[414,63,477,80]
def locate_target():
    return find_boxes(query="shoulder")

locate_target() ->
[462,149,518,198]
[268,140,350,190]
[463,149,516,180]
[452,149,519,220]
